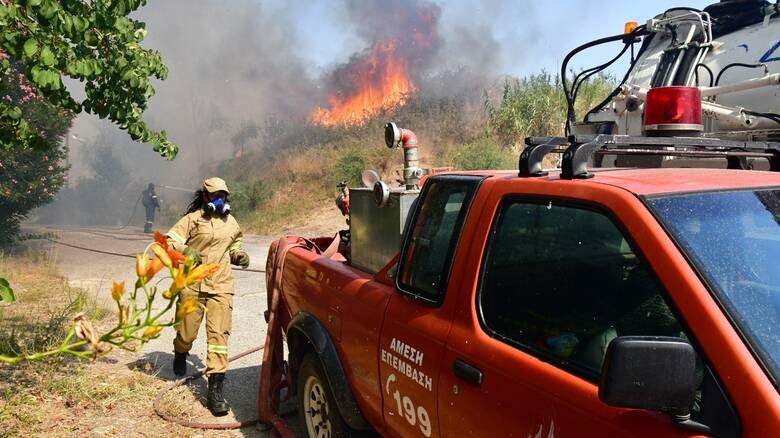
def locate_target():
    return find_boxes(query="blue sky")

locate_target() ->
[290,0,714,79]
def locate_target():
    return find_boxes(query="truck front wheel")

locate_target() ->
[298,353,350,438]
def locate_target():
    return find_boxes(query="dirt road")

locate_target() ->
[30,225,285,436]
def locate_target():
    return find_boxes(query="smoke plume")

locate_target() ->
[38,0,545,226]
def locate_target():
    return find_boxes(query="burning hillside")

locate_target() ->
[311,40,415,126]
[311,1,441,126]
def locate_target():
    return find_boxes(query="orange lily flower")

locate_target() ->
[176,299,200,320]
[163,267,188,299]
[163,263,219,299]
[186,263,220,285]
[168,248,186,267]
[154,231,186,267]
[137,254,165,283]
[147,258,165,279]
[154,231,167,246]
[111,281,125,302]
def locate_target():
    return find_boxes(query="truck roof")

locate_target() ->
[447,168,780,196]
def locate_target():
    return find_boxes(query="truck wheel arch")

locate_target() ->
[287,312,372,431]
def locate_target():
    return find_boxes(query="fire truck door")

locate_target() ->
[438,193,706,436]
[378,175,482,437]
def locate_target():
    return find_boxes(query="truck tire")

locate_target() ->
[298,353,350,438]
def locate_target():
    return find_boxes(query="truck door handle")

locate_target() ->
[453,359,483,386]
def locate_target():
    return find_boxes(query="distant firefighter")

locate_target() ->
[141,183,160,233]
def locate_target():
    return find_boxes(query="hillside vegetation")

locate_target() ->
[221,72,615,234]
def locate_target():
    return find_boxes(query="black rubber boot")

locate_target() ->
[207,373,230,416]
[173,351,188,378]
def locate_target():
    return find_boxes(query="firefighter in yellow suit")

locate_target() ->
[165,177,250,416]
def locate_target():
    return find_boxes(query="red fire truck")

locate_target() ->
[260,2,780,436]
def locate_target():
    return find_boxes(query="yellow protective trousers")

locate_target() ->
[173,288,233,375]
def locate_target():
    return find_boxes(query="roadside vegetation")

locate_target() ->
[0,253,222,436]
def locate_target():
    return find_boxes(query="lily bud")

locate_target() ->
[142,325,163,339]
[136,254,149,278]
[119,305,130,325]
[151,243,172,268]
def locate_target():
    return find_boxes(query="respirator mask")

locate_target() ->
[205,194,231,215]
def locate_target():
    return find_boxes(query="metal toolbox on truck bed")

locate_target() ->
[349,187,418,273]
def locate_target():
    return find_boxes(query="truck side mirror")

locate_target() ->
[599,336,697,415]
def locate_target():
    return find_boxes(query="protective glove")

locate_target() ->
[231,250,250,268]
[183,247,202,265]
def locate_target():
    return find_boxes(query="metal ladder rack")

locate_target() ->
[519,134,780,179]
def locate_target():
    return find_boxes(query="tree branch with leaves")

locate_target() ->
[0,0,178,158]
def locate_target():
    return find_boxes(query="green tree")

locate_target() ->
[0,0,177,301]
[0,0,177,159]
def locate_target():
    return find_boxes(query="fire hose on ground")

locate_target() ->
[44,237,267,274]
[153,345,266,430]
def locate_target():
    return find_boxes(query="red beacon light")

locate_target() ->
[643,86,703,136]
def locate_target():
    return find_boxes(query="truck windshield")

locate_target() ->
[648,188,780,385]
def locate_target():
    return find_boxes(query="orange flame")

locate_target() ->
[312,40,415,126]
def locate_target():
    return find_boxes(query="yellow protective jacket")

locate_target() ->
[166,210,244,295]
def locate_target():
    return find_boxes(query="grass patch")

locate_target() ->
[0,388,42,433]
[155,382,204,422]
[444,138,515,171]
[485,72,615,147]
[0,358,163,435]
[231,141,398,234]
[41,361,159,410]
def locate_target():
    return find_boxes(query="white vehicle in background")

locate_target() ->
[581,0,779,140]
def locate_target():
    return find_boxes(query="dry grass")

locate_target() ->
[232,141,400,235]
[0,358,158,434]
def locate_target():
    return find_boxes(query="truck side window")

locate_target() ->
[478,200,683,374]
[478,199,741,434]
[397,176,480,304]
